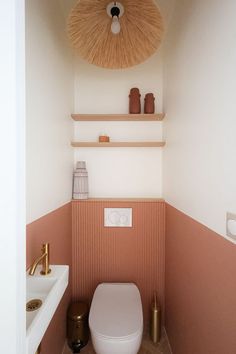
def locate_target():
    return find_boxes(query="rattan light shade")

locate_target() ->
[67,0,164,69]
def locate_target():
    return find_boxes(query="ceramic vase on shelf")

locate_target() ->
[99,133,110,143]
[129,88,141,114]
[144,93,155,114]
[73,161,89,200]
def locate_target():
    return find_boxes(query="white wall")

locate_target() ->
[164,0,236,241]
[0,0,26,353]
[26,0,74,223]
[70,0,177,198]
[74,53,163,114]
[74,52,164,198]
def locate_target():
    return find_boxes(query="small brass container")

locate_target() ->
[150,293,161,343]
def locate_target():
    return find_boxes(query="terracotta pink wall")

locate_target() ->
[72,199,165,326]
[27,203,72,354]
[165,204,236,354]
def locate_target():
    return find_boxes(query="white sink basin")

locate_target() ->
[26,265,69,354]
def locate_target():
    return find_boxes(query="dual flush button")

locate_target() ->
[104,208,132,227]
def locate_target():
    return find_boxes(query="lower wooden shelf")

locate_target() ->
[71,141,166,148]
[71,113,165,121]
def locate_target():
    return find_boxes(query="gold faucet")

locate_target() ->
[28,243,51,276]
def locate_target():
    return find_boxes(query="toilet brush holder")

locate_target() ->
[150,292,161,343]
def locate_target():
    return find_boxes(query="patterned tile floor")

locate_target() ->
[63,330,172,354]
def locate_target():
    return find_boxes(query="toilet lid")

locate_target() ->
[89,283,143,339]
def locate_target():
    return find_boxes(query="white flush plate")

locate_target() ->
[104,208,132,227]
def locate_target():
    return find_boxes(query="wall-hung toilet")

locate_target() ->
[89,283,143,354]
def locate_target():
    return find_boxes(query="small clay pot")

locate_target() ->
[144,93,155,114]
[99,135,110,143]
[129,88,141,114]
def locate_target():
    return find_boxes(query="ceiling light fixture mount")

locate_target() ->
[107,2,124,35]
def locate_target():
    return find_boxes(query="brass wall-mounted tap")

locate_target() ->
[28,243,51,276]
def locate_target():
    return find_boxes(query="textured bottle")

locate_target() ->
[73,161,89,200]
[150,292,161,343]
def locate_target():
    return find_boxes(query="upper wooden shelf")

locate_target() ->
[71,113,165,121]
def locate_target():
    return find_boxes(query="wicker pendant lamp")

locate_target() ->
[67,0,164,69]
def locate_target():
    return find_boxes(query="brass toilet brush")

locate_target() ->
[151,292,161,343]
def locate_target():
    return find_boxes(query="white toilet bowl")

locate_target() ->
[89,283,143,354]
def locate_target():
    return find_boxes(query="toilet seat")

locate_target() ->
[89,283,143,341]
[91,328,143,343]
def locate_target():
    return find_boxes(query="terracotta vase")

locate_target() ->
[99,135,110,143]
[129,88,141,114]
[144,93,155,114]
[73,161,89,200]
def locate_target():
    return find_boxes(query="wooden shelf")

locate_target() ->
[71,141,166,148]
[71,113,165,121]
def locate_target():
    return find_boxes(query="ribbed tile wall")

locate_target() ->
[72,199,165,325]
[165,204,236,354]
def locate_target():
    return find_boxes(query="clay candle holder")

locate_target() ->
[144,93,155,114]
[129,88,141,114]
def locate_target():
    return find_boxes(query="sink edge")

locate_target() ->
[26,265,69,354]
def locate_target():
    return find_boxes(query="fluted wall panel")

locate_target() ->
[72,199,165,325]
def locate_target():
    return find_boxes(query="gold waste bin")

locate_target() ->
[67,302,89,353]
